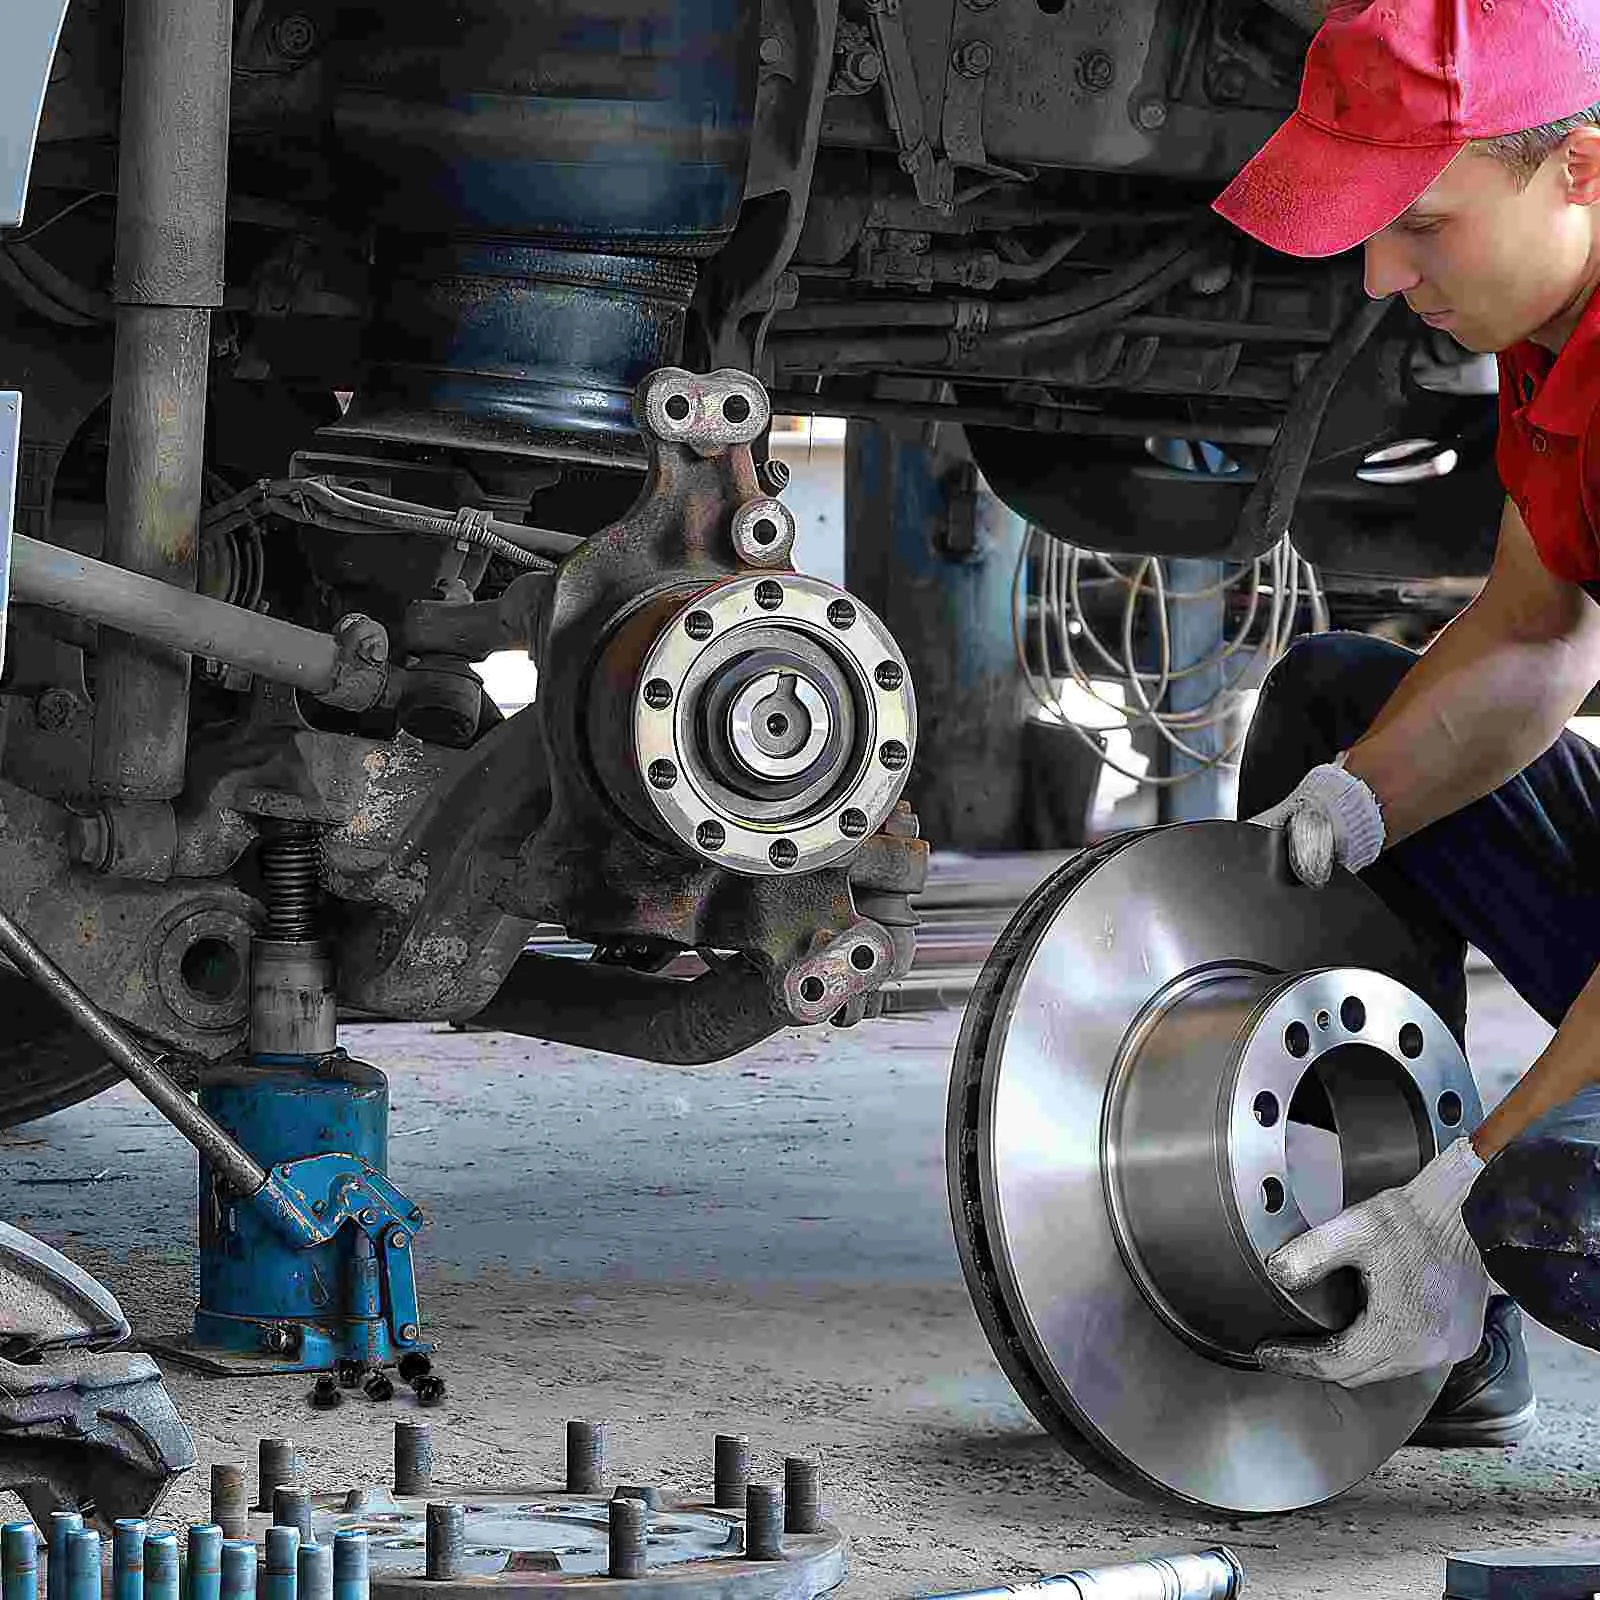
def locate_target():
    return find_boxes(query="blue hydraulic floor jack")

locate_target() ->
[0,822,429,1378]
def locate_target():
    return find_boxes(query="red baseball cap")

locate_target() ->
[1212,0,1600,258]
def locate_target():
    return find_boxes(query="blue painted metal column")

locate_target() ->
[1156,558,1228,822]
[845,422,1033,851]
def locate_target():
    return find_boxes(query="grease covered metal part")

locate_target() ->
[631,574,916,877]
[947,820,1481,1514]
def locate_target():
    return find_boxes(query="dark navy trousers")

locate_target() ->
[1239,632,1600,1347]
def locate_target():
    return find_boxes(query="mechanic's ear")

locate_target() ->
[1561,125,1600,208]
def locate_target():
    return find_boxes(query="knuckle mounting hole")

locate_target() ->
[800,976,826,1004]
[664,393,692,422]
[850,944,876,972]
[723,393,752,424]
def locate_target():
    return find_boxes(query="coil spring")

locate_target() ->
[261,827,320,940]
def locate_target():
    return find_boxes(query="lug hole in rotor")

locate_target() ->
[840,808,869,839]
[800,976,826,1003]
[723,393,752,424]
[644,678,673,710]
[827,599,857,630]
[1251,1091,1280,1129]
[879,740,909,772]
[1340,996,1367,1033]
[769,839,799,869]
[875,660,904,691]
[1437,1090,1464,1127]
[1398,1022,1425,1059]
[755,580,784,611]
[665,393,692,421]
[850,945,877,972]
[685,610,714,640]
[753,519,778,546]
[696,820,726,851]
[1261,1176,1286,1214]
[1283,1020,1311,1058]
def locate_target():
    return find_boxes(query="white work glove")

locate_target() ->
[1255,1137,1490,1387]
[1247,757,1386,886]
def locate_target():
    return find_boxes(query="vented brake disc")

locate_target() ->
[947,821,1484,1515]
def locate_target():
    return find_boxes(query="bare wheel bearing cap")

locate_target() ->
[947,820,1483,1515]
[632,574,916,877]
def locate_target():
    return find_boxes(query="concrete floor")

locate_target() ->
[2,965,1594,1600]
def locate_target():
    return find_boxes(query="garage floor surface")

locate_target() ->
[1,965,1592,1600]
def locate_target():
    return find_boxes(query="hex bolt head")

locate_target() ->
[1076,48,1115,92]
[35,690,80,734]
[644,679,674,710]
[769,839,799,870]
[1136,96,1168,130]
[755,580,784,611]
[310,1375,342,1410]
[874,660,904,691]
[745,1486,784,1561]
[759,33,784,63]
[566,1421,607,1494]
[648,760,679,791]
[413,1375,447,1408]
[336,1360,364,1390]
[784,1459,822,1534]
[953,39,993,75]
[685,611,714,641]
[696,820,727,852]
[757,458,791,495]
[713,1434,751,1510]
[826,599,857,630]
[840,809,870,840]
[608,1498,647,1580]
[363,1371,396,1402]
[879,740,909,772]
[271,12,317,56]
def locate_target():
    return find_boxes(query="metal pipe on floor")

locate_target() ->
[921,1547,1243,1600]
[11,536,343,695]
[91,0,233,799]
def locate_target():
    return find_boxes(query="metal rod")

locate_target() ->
[211,1465,249,1538]
[0,895,267,1194]
[219,1543,255,1600]
[331,1534,368,1600]
[12,535,343,696]
[607,1500,645,1581]
[3,1524,38,1600]
[297,1543,331,1600]
[64,1531,99,1600]
[187,1527,223,1600]
[919,1548,1244,1599]
[112,1521,145,1600]
[423,1506,464,1582]
[142,1537,177,1600]
[46,1515,81,1600]
[93,0,233,798]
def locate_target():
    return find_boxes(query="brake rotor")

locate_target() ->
[947,820,1484,1515]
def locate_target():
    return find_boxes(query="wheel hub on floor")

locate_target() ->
[947,820,1483,1515]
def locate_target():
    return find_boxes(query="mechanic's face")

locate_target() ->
[1362,129,1600,353]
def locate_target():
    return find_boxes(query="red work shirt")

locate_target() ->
[1496,285,1600,593]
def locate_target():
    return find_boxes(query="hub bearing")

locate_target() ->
[947,821,1483,1515]
[628,574,915,877]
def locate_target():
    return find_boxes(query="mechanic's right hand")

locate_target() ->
[1246,760,1386,887]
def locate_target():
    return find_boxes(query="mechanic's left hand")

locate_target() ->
[1254,1137,1491,1387]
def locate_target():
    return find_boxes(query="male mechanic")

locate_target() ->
[1213,0,1600,1443]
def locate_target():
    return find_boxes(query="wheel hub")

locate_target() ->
[947,820,1483,1514]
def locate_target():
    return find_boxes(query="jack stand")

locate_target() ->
[146,824,430,1376]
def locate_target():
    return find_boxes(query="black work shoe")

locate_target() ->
[1408,1296,1538,1448]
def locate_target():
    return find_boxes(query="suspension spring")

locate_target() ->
[260,825,321,941]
